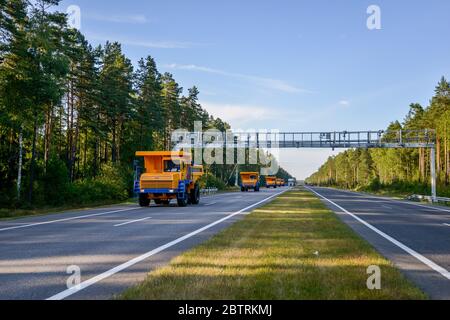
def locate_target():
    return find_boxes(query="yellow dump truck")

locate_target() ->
[240,172,260,192]
[134,151,204,207]
[277,178,285,187]
[265,176,277,188]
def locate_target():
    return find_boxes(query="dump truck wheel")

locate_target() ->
[241,187,245,192]
[139,194,150,207]
[190,185,200,205]
[177,195,188,207]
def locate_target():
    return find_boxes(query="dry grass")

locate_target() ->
[121,188,426,300]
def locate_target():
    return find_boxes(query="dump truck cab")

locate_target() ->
[135,151,203,207]
[240,172,260,192]
[265,176,277,188]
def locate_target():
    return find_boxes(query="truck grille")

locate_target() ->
[141,181,173,190]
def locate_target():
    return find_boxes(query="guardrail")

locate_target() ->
[201,188,219,196]
[407,194,450,204]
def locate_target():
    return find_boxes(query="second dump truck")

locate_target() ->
[135,151,204,207]
[277,178,285,187]
[240,172,260,192]
[265,176,277,188]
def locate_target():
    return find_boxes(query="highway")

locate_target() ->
[0,188,288,300]
[2,186,449,300]
[307,187,450,300]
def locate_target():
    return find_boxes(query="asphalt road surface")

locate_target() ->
[307,186,450,300]
[0,188,288,300]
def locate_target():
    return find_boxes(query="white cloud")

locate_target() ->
[278,149,341,180]
[86,33,198,49]
[201,102,274,127]
[164,64,310,94]
[119,39,196,49]
[85,13,150,24]
[339,100,350,106]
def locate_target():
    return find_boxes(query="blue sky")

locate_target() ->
[58,0,450,179]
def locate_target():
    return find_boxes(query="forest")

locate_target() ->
[306,77,450,197]
[0,0,293,209]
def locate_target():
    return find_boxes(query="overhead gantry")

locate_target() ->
[173,129,437,201]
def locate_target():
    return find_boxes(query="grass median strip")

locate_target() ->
[122,188,426,300]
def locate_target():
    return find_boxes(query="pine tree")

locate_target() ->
[161,72,182,149]
[133,56,164,151]
[99,42,134,163]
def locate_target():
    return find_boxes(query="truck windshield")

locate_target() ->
[164,160,180,172]
[250,175,257,180]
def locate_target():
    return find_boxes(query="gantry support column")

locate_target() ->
[430,147,437,203]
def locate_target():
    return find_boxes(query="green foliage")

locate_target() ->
[43,155,70,206]
[0,0,295,210]
[198,173,226,190]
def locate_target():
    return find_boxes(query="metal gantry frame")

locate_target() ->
[174,129,437,201]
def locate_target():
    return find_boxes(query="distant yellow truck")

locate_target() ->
[277,178,285,187]
[240,172,261,192]
[134,151,204,207]
[265,176,277,188]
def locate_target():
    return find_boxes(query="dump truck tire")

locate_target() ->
[177,196,188,207]
[190,184,200,205]
[139,194,150,207]
[241,187,245,192]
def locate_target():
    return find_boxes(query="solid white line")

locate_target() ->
[204,202,217,206]
[0,208,141,232]
[46,189,289,300]
[114,217,152,227]
[305,187,450,281]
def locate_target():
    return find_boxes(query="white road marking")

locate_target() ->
[382,205,393,210]
[46,189,289,300]
[444,223,450,227]
[114,217,152,227]
[0,208,141,232]
[306,187,450,281]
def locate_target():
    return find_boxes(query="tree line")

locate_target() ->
[306,77,450,196]
[0,0,293,209]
